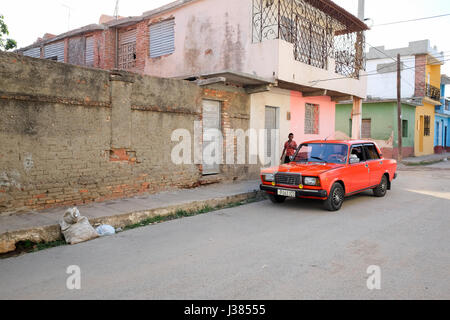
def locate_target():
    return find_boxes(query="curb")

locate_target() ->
[402,158,448,167]
[0,191,263,254]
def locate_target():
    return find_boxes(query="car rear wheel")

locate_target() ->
[373,175,388,197]
[324,183,345,212]
[268,194,286,204]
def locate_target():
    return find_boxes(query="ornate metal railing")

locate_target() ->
[252,0,365,79]
[426,83,441,101]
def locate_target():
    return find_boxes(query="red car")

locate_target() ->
[260,140,398,211]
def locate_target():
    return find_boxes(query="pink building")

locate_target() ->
[19,0,368,166]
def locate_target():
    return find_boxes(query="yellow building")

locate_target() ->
[414,52,442,156]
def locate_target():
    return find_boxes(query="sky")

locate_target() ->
[2,0,450,77]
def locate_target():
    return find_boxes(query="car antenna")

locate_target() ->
[324,134,332,141]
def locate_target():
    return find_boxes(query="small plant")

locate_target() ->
[404,160,442,167]
[0,15,17,51]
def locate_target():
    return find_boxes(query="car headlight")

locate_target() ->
[263,174,275,182]
[304,177,319,186]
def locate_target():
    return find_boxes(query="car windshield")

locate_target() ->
[292,143,348,164]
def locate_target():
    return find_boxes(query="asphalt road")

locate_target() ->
[0,164,449,300]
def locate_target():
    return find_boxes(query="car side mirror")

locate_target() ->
[350,155,360,164]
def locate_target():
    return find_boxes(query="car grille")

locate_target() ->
[275,173,301,186]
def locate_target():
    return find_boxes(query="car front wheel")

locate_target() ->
[268,194,286,204]
[324,183,345,212]
[373,175,388,197]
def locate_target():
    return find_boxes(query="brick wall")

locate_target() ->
[381,147,415,160]
[0,52,255,215]
[415,54,427,97]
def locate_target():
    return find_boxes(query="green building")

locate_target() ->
[335,101,418,159]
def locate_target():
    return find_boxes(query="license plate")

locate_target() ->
[277,189,296,197]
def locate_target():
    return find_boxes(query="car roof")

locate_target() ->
[302,140,377,146]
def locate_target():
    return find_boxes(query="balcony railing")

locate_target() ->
[426,83,441,102]
[252,0,366,79]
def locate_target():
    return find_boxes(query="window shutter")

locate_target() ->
[23,47,41,58]
[44,41,65,61]
[149,20,175,58]
[85,37,95,66]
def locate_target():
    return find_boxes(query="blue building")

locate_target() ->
[435,75,450,153]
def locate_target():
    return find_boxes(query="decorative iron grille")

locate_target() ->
[424,115,431,136]
[426,83,441,101]
[252,0,366,79]
[118,42,136,70]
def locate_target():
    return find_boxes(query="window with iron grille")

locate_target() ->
[294,18,330,70]
[305,104,320,135]
[362,119,371,139]
[118,42,136,69]
[118,29,137,70]
[251,0,364,78]
[424,116,431,136]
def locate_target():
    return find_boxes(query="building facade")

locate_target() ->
[336,40,445,158]
[335,101,417,159]
[435,74,450,153]
[19,0,369,167]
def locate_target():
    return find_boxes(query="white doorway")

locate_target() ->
[265,106,280,167]
[202,100,221,175]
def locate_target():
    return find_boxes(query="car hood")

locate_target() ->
[262,162,344,175]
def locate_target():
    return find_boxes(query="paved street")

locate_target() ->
[0,164,449,300]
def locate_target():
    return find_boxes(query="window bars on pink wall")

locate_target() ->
[252,0,366,79]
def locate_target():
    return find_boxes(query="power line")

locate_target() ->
[371,13,450,27]
[309,57,450,84]
[365,42,415,90]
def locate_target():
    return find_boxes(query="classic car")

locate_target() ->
[260,140,398,211]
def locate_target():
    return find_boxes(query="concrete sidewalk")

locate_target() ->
[0,180,262,254]
[402,152,450,165]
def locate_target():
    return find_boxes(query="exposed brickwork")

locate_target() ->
[381,147,414,160]
[434,146,450,154]
[415,54,427,97]
[0,52,255,215]
[135,21,150,72]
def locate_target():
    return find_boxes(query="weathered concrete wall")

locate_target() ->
[0,52,254,215]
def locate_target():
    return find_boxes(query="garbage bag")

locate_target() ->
[96,225,116,237]
[59,207,99,245]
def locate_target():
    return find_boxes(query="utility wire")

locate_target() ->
[309,57,450,84]
[365,42,416,90]
[372,13,450,27]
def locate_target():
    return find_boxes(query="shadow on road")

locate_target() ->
[264,191,377,213]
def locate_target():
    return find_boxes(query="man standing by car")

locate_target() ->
[281,133,298,164]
